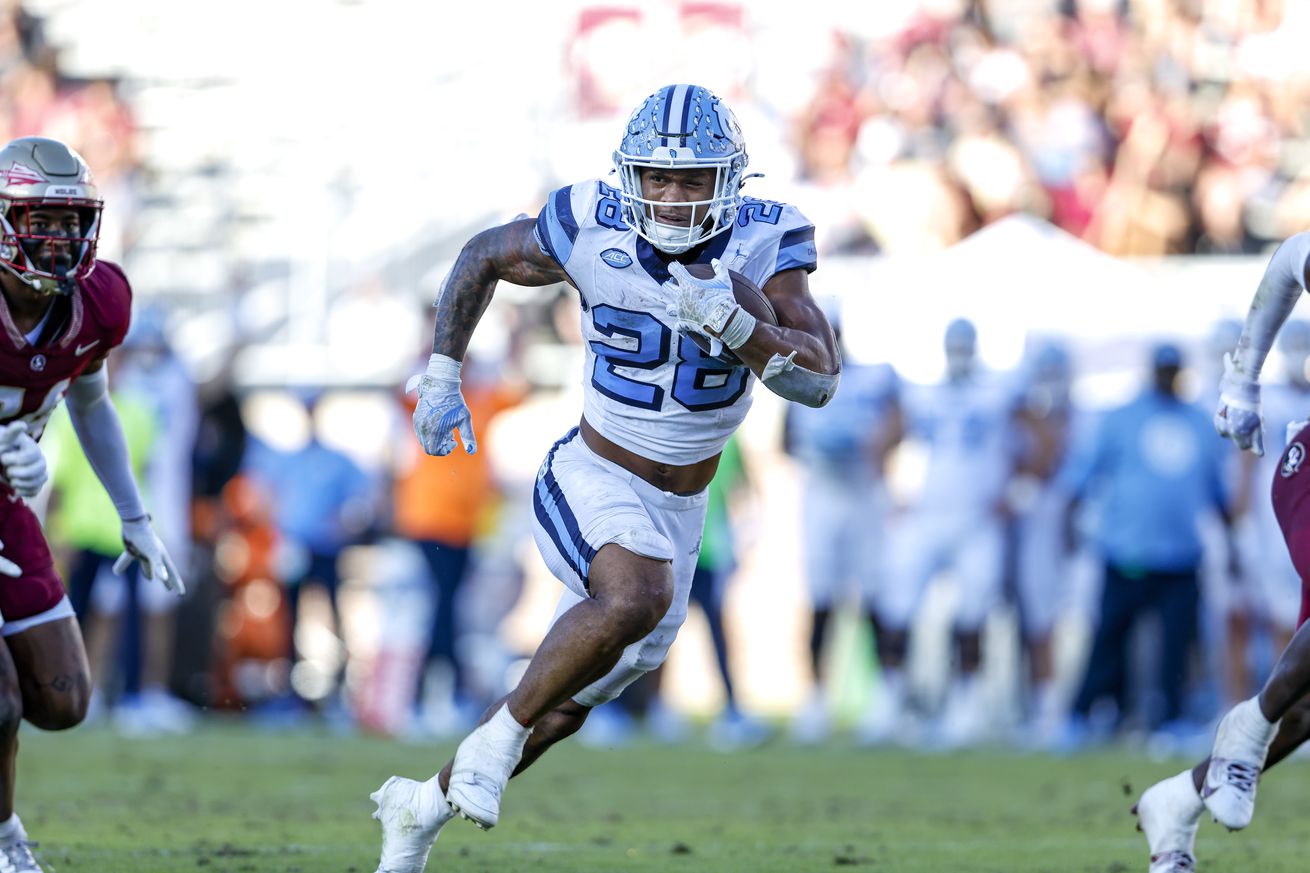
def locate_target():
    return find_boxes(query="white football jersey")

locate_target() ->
[903,373,1017,510]
[788,361,900,478]
[534,179,818,464]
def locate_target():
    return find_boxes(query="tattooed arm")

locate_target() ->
[412,218,569,457]
[432,217,570,360]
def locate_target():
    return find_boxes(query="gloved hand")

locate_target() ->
[112,515,185,594]
[0,422,46,498]
[406,353,477,457]
[664,259,756,358]
[0,539,21,578]
[1214,352,1264,456]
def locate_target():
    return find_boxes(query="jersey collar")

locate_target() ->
[636,225,734,285]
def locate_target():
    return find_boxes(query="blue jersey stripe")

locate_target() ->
[777,244,818,273]
[531,428,597,589]
[777,224,818,273]
[535,186,578,267]
[552,186,579,244]
[780,226,815,248]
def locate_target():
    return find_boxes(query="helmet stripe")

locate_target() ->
[659,84,676,147]
[667,84,690,137]
[678,86,695,139]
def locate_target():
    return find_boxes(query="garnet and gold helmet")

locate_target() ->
[0,137,102,295]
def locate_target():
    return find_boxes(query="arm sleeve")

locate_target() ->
[1235,233,1310,378]
[63,366,148,521]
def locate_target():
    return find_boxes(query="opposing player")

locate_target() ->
[372,84,840,873]
[1134,232,1310,872]
[0,136,182,871]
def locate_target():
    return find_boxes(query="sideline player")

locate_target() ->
[1009,340,1077,746]
[783,303,902,745]
[0,137,182,872]
[372,84,841,873]
[1134,232,1310,872]
[879,318,1015,748]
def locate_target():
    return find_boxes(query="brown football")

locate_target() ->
[682,263,777,365]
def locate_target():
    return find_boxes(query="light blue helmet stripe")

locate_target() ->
[659,84,677,146]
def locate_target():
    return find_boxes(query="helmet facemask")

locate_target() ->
[0,198,102,295]
[0,137,103,296]
[613,85,748,255]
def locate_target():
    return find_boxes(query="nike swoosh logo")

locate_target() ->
[74,340,99,355]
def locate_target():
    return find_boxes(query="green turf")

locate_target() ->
[13,719,1308,871]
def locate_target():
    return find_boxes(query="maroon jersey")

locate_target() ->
[0,260,131,439]
[1271,433,1310,628]
[0,262,132,628]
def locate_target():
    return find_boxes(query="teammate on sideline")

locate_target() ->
[372,84,840,873]
[879,318,1016,748]
[0,136,183,872]
[1135,232,1310,873]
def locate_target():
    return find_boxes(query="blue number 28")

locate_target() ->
[590,306,747,412]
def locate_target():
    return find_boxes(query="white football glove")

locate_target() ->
[664,259,756,358]
[1214,352,1264,456]
[112,515,185,594]
[0,539,21,578]
[407,353,477,457]
[0,422,46,498]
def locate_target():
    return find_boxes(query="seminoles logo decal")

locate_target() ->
[1,162,44,186]
[599,248,632,269]
[1282,441,1305,478]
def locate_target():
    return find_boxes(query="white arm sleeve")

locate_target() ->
[1235,233,1310,379]
[64,365,148,521]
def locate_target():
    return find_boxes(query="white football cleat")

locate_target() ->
[1133,770,1202,873]
[0,838,44,872]
[936,676,988,750]
[1201,698,1279,831]
[446,705,530,830]
[371,776,454,873]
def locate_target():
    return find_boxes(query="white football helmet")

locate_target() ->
[613,84,748,255]
[0,137,102,295]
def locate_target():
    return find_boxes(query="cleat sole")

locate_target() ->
[450,802,494,831]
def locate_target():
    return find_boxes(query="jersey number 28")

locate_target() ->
[590,306,747,412]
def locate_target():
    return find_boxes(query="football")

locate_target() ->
[682,263,777,366]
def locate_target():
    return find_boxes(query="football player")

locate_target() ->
[1009,340,1078,747]
[1229,321,1310,676]
[782,303,903,745]
[373,84,840,873]
[0,137,182,872]
[879,318,1016,749]
[1135,233,1310,873]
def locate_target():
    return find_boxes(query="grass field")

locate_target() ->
[13,718,1309,872]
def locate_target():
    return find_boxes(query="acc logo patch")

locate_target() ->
[599,248,632,269]
[28,354,45,372]
[1282,442,1306,478]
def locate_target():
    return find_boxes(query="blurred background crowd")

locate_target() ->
[4,0,1310,758]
